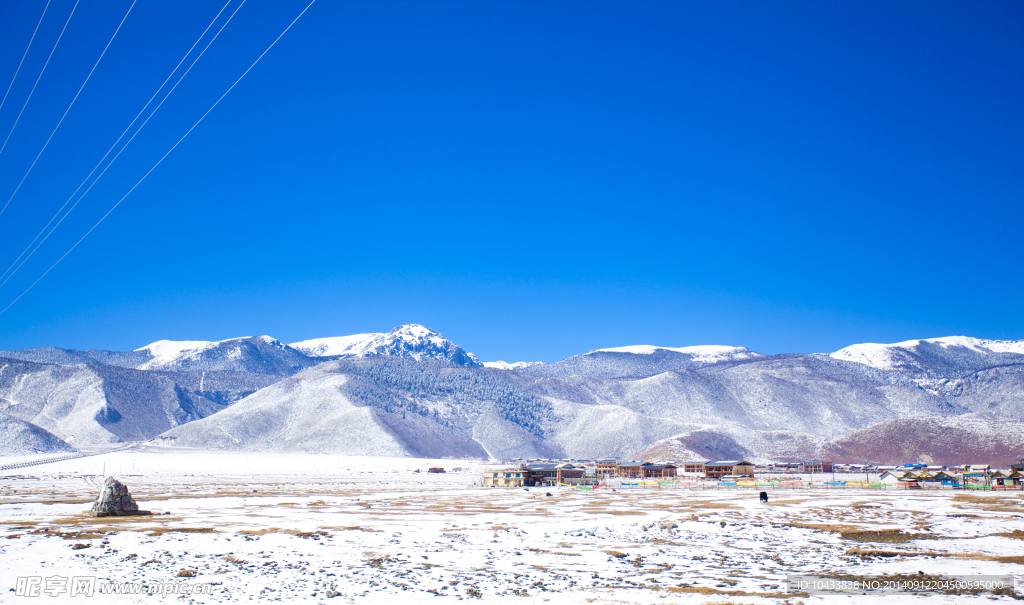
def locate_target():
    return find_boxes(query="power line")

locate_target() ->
[0,0,236,290]
[0,0,80,163]
[0,0,138,223]
[0,0,52,116]
[0,0,318,318]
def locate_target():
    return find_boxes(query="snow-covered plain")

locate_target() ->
[2,449,1023,604]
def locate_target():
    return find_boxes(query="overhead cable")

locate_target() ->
[0,0,52,116]
[0,0,318,318]
[0,0,80,162]
[0,0,235,289]
[0,0,138,223]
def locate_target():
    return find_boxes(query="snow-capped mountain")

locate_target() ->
[4,330,1024,464]
[829,336,1024,376]
[135,336,316,374]
[0,324,483,453]
[290,324,482,367]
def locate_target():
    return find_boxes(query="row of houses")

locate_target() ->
[483,460,764,487]
[753,461,834,473]
[483,462,679,487]
[485,458,1024,488]
[482,464,578,488]
[506,457,836,477]
[596,459,757,479]
[880,466,1024,487]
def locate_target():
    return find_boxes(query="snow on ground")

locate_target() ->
[2,448,1024,604]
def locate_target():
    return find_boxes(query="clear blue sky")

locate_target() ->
[0,1,1020,362]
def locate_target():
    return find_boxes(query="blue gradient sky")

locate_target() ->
[0,1,1020,362]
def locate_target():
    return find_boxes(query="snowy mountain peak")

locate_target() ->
[390,323,434,339]
[829,336,1024,371]
[289,324,482,367]
[371,324,482,366]
[135,339,217,369]
[136,339,213,356]
[917,336,1024,354]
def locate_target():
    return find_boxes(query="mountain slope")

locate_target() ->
[0,346,149,368]
[156,366,408,455]
[0,356,276,447]
[822,417,1024,467]
[0,411,77,456]
[157,357,555,459]
[520,346,762,379]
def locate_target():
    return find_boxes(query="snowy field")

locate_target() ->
[2,448,1024,604]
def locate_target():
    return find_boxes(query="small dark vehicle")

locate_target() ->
[759,491,768,503]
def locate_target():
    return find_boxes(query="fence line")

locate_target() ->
[0,444,134,472]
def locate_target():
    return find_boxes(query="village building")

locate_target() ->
[682,462,705,474]
[879,470,907,484]
[615,461,645,478]
[801,460,833,473]
[704,460,754,479]
[595,458,620,476]
[526,463,586,486]
[990,470,1016,487]
[641,463,677,478]
[928,471,958,485]
[482,469,529,487]
[961,465,992,486]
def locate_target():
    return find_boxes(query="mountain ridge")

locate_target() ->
[3,329,1023,463]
